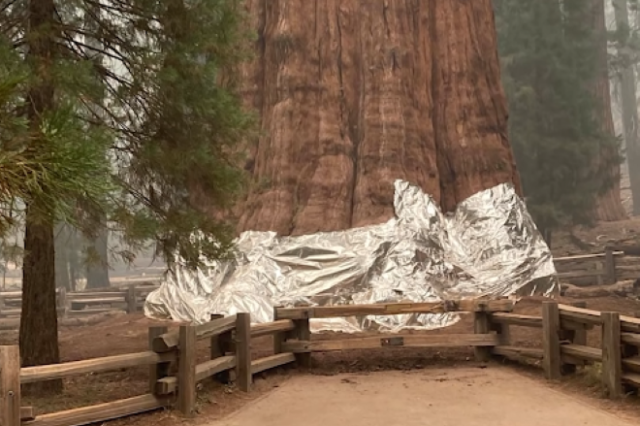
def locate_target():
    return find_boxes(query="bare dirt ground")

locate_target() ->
[213,367,637,426]
[2,293,640,425]
[3,218,640,424]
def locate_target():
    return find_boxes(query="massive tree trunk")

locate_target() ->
[20,0,62,394]
[592,0,626,221]
[237,0,521,236]
[614,0,640,215]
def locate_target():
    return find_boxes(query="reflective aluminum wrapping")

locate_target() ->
[144,180,558,332]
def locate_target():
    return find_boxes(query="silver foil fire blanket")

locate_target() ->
[144,180,558,332]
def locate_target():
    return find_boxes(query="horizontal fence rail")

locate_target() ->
[3,297,640,426]
[554,248,640,285]
[0,283,160,330]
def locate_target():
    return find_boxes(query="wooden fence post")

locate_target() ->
[272,307,285,355]
[602,312,622,398]
[278,307,311,368]
[560,301,588,374]
[235,313,252,392]
[178,325,197,417]
[209,314,232,384]
[605,247,617,285]
[148,326,169,395]
[489,318,510,347]
[126,285,137,314]
[474,302,491,362]
[542,302,561,380]
[0,346,21,426]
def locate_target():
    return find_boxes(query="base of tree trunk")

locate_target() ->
[20,206,62,396]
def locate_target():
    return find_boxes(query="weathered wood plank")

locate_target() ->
[272,308,285,355]
[275,299,514,320]
[605,248,617,284]
[70,297,125,305]
[622,356,640,374]
[235,313,252,392]
[177,325,197,417]
[282,333,499,353]
[20,351,175,384]
[490,313,542,328]
[560,344,602,362]
[250,320,295,338]
[24,394,165,426]
[602,312,623,398]
[156,356,236,395]
[474,306,491,362]
[542,302,561,380]
[558,304,602,326]
[621,333,640,347]
[21,407,34,421]
[492,345,543,360]
[554,251,623,262]
[195,315,237,340]
[0,346,21,426]
[153,315,237,352]
[148,326,169,395]
[126,285,137,314]
[622,373,640,388]
[559,304,640,333]
[196,356,236,382]
[251,353,296,375]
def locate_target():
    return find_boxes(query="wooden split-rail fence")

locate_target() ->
[555,248,640,285]
[0,283,159,330]
[1,298,640,426]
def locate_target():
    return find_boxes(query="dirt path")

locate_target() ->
[212,366,635,426]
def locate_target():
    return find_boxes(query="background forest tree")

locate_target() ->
[611,0,640,215]
[0,0,254,393]
[494,0,624,246]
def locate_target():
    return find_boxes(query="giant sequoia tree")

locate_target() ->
[236,0,521,236]
[591,0,626,221]
[1,0,253,393]
[612,0,640,215]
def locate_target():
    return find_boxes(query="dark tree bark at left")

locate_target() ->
[19,0,62,394]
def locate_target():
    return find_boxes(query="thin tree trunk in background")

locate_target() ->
[68,231,80,291]
[592,0,626,221]
[54,224,72,290]
[614,0,640,215]
[83,1,110,290]
[237,0,521,236]
[85,230,110,289]
[20,0,62,394]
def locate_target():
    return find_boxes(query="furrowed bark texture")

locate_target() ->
[592,0,626,221]
[20,0,62,394]
[238,0,521,236]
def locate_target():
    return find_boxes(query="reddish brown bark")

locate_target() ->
[592,0,626,221]
[237,0,521,236]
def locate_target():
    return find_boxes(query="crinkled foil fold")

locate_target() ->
[144,180,558,332]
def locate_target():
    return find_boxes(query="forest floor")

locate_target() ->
[211,368,637,426]
[4,218,640,424]
[2,295,640,425]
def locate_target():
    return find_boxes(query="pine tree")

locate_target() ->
[0,0,254,393]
